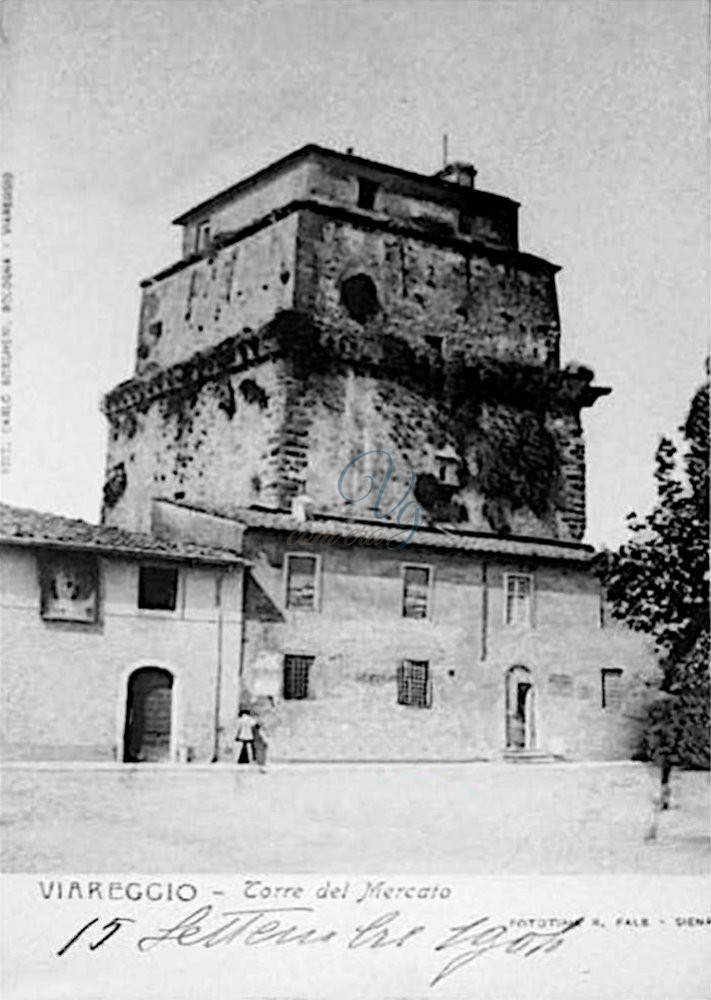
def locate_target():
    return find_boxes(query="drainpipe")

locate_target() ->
[480,560,488,661]
[212,568,226,763]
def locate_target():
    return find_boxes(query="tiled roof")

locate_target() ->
[0,503,243,565]
[162,500,596,563]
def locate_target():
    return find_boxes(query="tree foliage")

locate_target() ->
[597,369,710,769]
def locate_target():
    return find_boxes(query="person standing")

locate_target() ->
[234,707,258,764]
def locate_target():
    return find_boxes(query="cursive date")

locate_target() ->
[430,915,585,986]
[137,904,338,950]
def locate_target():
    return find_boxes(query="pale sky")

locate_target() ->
[2,0,707,546]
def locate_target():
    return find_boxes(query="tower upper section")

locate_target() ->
[132,145,560,378]
[103,145,608,541]
[173,144,519,259]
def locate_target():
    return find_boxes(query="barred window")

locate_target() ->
[283,655,313,700]
[601,668,623,710]
[40,553,99,623]
[138,565,178,611]
[397,660,431,708]
[402,565,430,619]
[286,555,317,610]
[504,573,533,626]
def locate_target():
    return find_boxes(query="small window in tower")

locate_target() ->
[283,654,313,700]
[601,668,623,710]
[285,554,318,611]
[397,660,431,708]
[402,565,431,619]
[138,565,179,611]
[357,178,379,210]
[195,221,211,253]
[434,447,460,487]
[504,573,533,627]
[340,274,380,324]
[458,212,474,236]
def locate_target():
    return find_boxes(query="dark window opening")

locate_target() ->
[284,655,313,700]
[340,274,380,324]
[357,179,378,210]
[397,660,431,708]
[195,221,211,252]
[601,668,623,710]
[402,565,430,619]
[138,565,178,611]
[458,212,474,236]
[148,321,163,341]
[286,555,317,610]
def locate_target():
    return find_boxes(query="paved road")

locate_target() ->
[1,762,708,873]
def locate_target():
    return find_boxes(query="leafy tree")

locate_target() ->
[597,368,710,828]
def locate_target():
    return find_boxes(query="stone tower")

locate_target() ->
[101,144,608,538]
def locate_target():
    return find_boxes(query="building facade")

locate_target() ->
[93,145,657,762]
[0,503,244,762]
[149,500,650,762]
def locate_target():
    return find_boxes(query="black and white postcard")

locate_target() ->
[1,1,709,997]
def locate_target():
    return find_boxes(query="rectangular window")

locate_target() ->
[402,565,431,619]
[283,655,313,700]
[138,565,178,611]
[504,573,533,626]
[397,660,431,708]
[601,668,623,710]
[357,179,378,210]
[40,553,99,623]
[286,555,318,611]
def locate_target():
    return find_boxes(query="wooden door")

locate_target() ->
[123,668,173,762]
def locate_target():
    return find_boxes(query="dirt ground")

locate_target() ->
[1,761,708,873]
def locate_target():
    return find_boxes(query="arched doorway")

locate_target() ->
[123,667,174,763]
[505,665,536,751]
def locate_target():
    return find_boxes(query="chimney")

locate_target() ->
[434,161,477,189]
[291,494,316,525]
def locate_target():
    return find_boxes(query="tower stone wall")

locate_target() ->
[102,145,607,540]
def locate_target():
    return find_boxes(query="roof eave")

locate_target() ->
[0,535,246,567]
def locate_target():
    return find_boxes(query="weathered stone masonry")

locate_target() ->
[102,146,607,540]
